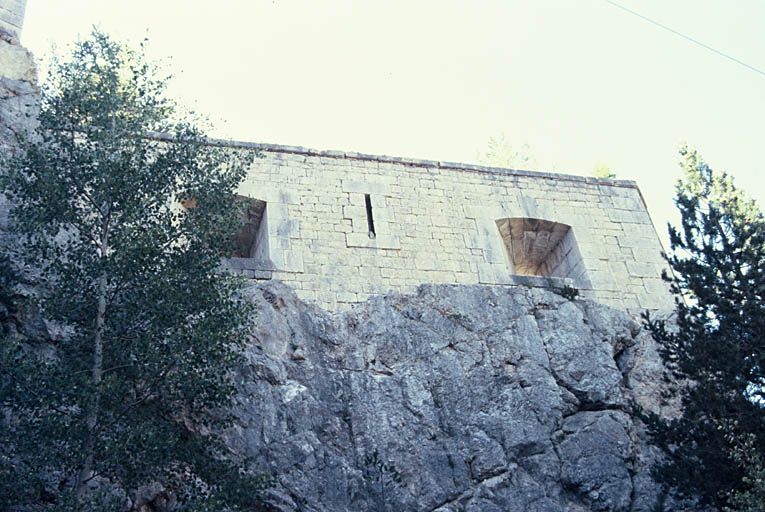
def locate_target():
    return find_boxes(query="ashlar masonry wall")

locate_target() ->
[0,0,26,40]
[229,142,674,315]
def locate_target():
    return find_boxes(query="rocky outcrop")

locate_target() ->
[0,25,37,255]
[231,281,679,512]
[0,31,684,511]
[0,25,36,154]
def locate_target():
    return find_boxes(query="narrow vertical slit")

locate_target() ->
[364,193,376,238]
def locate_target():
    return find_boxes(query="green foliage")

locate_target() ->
[554,284,579,301]
[642,144,765,508]
[0,251,17,320]
[476,133,537,169]
[720,422,765,511]
[0,30,267,510]
[593,160,615,178]
[0,254,20,506]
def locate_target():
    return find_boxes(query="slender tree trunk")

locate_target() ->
[75,218,109,505]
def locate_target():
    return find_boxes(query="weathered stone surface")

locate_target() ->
[0,25,37,252]
[0,0,27,41]
[0,26,37,154]
[231,280,680,511]
[0,37,34,82]
[234,140,674,314]
[0,27,688,511]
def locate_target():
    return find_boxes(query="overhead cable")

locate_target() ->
[604,0,765,77]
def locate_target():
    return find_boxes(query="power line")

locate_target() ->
[603,0,765,77]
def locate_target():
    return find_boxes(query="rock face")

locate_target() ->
[0,25,36,154]
[0,25,37,250]
[232,280,676,512]
[0,32,682,511]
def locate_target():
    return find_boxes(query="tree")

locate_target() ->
[592,160,615,178]
[721,423,765,511]
[643,144,765,508]
[0,31,268,510]
[476,133,537,169]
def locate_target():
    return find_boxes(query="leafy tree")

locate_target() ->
[0,31,268,510]
[642,144,765,508]
[720,422,765,512]
[476,133,537,169]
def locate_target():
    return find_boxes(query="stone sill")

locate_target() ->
[223,260,576,291]
[219,257,275,280]
[503,275,575,289]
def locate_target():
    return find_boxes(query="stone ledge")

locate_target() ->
[411,278,581,301]
[345,232,400,250]
[221,257,275,271]
[505,274,575,289]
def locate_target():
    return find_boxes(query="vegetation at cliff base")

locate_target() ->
[0,31,267,510]
[643,144,765,508]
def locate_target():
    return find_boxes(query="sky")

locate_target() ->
[20,1,765,248]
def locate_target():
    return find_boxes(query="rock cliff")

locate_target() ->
[231,280,677,512]
[0,31,684,511]
[0,26,36,152]
[0,25,37,251]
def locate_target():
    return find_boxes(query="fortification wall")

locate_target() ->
[229,143,674,314]
[0,0,671,316]
[0,0,26,40]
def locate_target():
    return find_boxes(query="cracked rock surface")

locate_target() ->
[0,26,37,156]
[0,26,38,253]
[231,281,679,512]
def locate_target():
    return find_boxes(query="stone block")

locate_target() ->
[372,205,396,223]
[275,218,300,238]
[345,232,400,250]
[342,205,366,220]
[587,270,619,291]
[342,180,388,195]
[616,236,654,249]
[630,246,665,263]
[0,37,34,82]
[611,196,642,210]
[476,263,511,285]
[626,261,660,278]
[642,277,670,296]
[506,274,572,289]
[463,205,496,220]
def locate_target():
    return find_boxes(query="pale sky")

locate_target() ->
[20,1,765,247]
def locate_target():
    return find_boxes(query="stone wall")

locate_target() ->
[0,0,673,316]
[228,142,674,314]
[0,0,25,40]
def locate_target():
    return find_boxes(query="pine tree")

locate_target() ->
[0,31,268,510]
[643,144,765,507]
